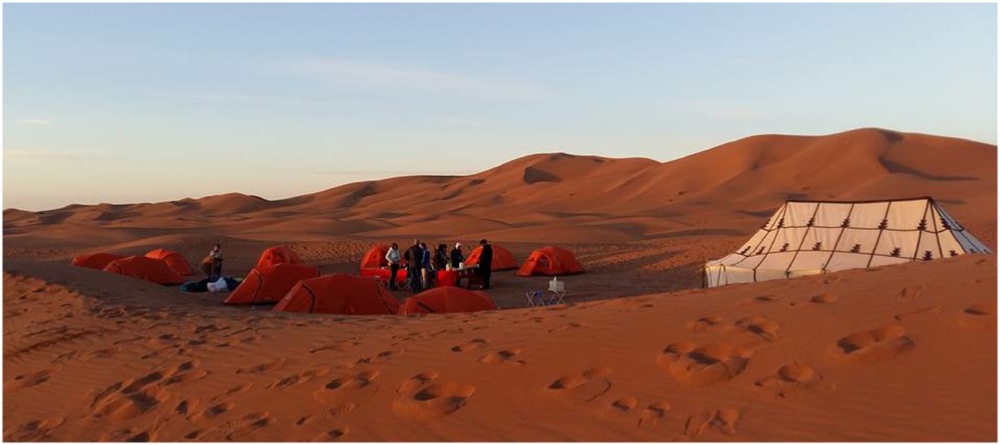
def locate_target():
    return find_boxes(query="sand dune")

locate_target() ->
[5,128,995,247]
[3,127,996,441]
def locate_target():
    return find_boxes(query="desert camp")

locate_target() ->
[4,2,998,441]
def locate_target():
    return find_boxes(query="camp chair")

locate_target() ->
[526,290,546,307]
[548,277,566,305]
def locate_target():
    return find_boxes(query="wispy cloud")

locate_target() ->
[436,116,486,128]
[673,102,767,121]
[151,91,256,103]
[295,59,549,101]
[315,169,475,177]
[13,119,52,126]
[4,149,109,161]
[151,91,379,108]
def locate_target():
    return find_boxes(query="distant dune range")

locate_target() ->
[3,128,997,441]
[4,128,997,246]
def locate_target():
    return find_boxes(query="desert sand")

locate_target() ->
[3,127,997,441]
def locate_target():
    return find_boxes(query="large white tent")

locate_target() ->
[705,197,991,287]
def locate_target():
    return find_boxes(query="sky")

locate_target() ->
[4,3,997,211]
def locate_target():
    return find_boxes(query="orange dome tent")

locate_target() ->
[397,287,497,315]
[71,252,124,270]
[360,245,389,270]
[254,246,301,269]
[516,246,584,277]
[102,256,186,285]
[144,249,194,275]
[224,263,319,305]
[465,245,518,271]
[273,274,399,315]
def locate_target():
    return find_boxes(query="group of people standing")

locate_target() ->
[384,239,493,292]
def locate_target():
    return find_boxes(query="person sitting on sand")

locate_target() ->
[404,239,423,293]
[450,242,464,269]
[202,243,224,281]
[385,243,401,290]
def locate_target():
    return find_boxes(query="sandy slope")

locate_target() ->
[3,127,997,441]
[3,254,996,441]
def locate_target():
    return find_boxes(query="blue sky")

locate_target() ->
[4,3,997,211]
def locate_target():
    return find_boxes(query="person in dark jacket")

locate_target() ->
[478,239,494,289]
[450,242,464,268]
[403,239,423,293]
[420,242,433,288]
[432,244,448,270]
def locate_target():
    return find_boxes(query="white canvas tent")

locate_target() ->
[705,197,991,287]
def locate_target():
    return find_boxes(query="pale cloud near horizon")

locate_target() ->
[295,59,550,101]
[4,149,109,161]
[14,118,52,125]
[436,116,486,128]
[314,168,477,177]
[672,101,769,122]
[151,90,382,108]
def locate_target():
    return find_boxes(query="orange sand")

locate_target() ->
[3,128,996,441]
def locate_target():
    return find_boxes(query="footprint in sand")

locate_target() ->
[742,295,777,306]
[546,367,613,404]
[310,340,359,354]
[451,339,488,352]
[91,361,204,420]
[735,316,780,341]
[392,372,476,420]
[312,427,350,441]
[957,303,997,330]
[269,368,330,390]
[314,370,380,405]
[5,369,53,392]
[601,396,637,419]
[295,403,357,427]
[236,358,288,375]
[833,324,914,363]
[685,408,740,437]
[174,398,199,416]
[210,383,254,403]
[187,401,234,422]
[897,286,925,301]
[2,416,64,441]
[479,348,527,365]
[656,342,753,387]
[810,293,838,304]
[548,322,586,334]
[356,349,403,365]
[194,411,272,441]
[755,362,833,399]
[894,305,942,323]
[686,316,723,332]
[638,402,671,429]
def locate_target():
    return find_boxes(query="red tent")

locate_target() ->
[254,246,301,269]
[360,245,389,270]
[273,274,399,315]
[71,253,124,270]
[516,246,584,277]
[144,248,194,275]
[465,245,518,271]
[398,287,497,315]
[102,256,185,285]
[224,263,319,305]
